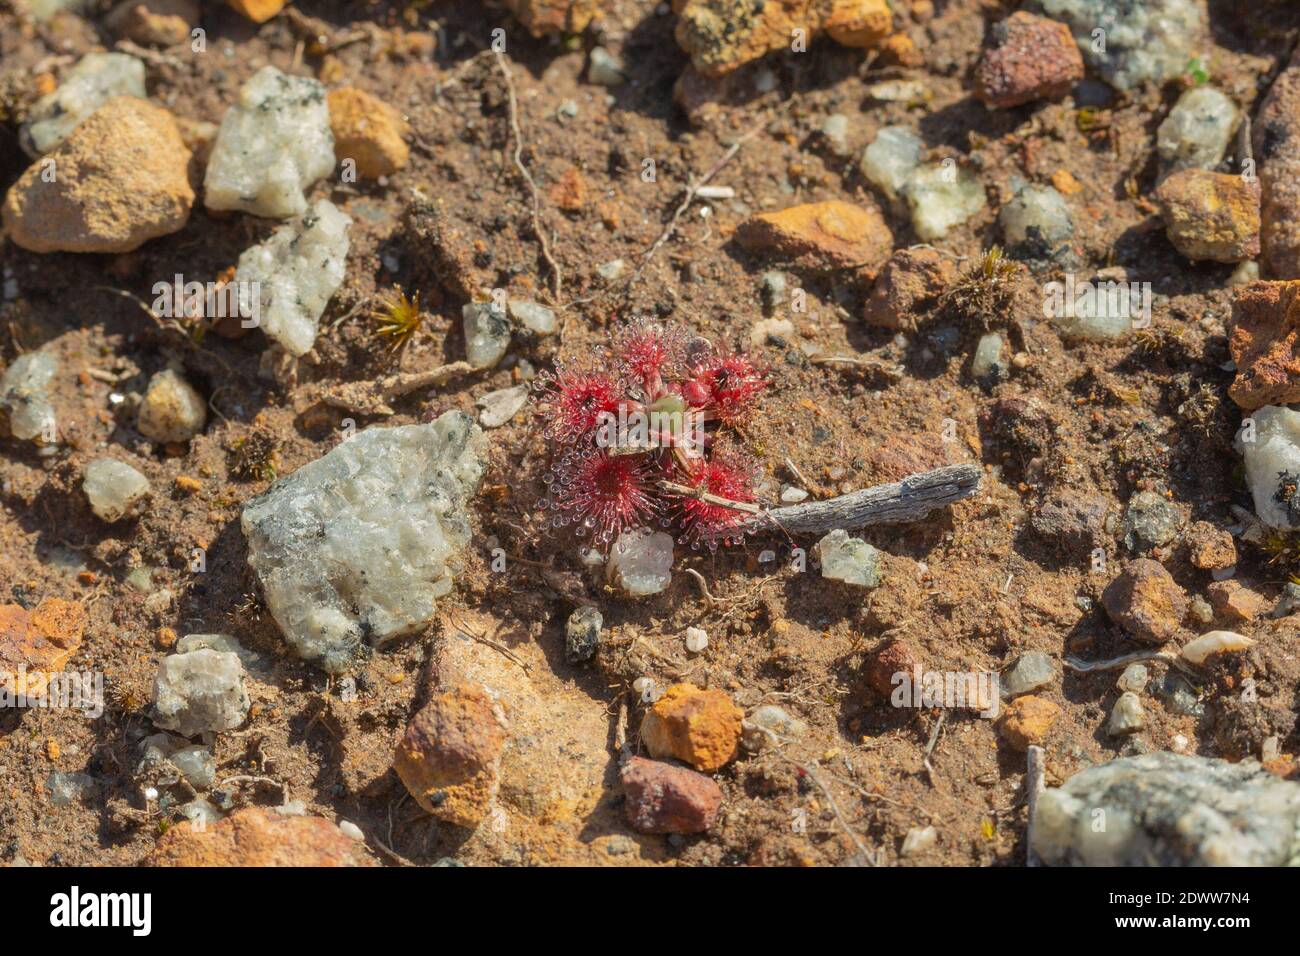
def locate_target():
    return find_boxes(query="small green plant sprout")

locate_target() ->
[370,287,423,353]
[939,246,1022,329]
[1184,57,1210,87]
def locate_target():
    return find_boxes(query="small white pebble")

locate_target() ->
[779,485,809,504]
[1263,735,1281,762]
[695,185,735,200]
[901,825,937,857]
[144,787,158,801]
[632,676,661,701]
[684,627,708,653]
[338,820,364,841]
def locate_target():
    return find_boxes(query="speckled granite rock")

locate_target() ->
[233,199,351,356]
[204,67,334,218]
[1033,752,1300,866]
[240,414,486,672]
[1031,0,1205,92]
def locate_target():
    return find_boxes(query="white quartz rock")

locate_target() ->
[860,125,923,201]
[1035,0,1204,92]
[815,529,883,588]
[971,331,1006,380]
[903,163,986,241]
[176,633,263,671]
[137,368,207,443]
[83,458,151,522]
[607,529,674,596]
[1031,752,1300,866]
[241,414,487,672]
[509,299,556,336]
[21,52,145,156]
[0,352,58,442]
[235,199,351,356]
[1000,183,1073,259]
[204,66,335,218]
[1157,86,1238,174]
[1237,405,1300,530]
[152,648,250,737]
[463,301,511,368]
[476,384,529,428]
[1045,273,1142,341]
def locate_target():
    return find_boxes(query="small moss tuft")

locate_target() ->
[938,246,1021,329]
[229,429,281,483]
[370,287,423,353]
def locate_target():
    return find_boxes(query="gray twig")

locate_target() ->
[922,709,947,786]
[1025,745,1045,867]
[761,463,982,535]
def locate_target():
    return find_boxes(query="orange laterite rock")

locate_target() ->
[640,682,742,772]
[0,599,86,698]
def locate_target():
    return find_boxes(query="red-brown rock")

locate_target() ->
[864,638,920,697]
[620,756,723,834]
[1102,559,1188,645]
[862,246,957,330]
[974,11,1084,109]
[393,683,509,828]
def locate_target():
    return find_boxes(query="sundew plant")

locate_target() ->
[534,322,767,550]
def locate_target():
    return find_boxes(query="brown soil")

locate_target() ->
[2,0,1299,867]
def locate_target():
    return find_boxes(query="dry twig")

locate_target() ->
[922,709,947,786]
[661,464,981,535]
[495,51,562,302]
[1025,745,1046,867]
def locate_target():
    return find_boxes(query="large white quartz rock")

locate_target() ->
[0,352,58,443]
[241,414,487,672]
[21,52,145,156]
[204,66,335,219]
[235,199,351,356]
[1237,404,1300,530]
